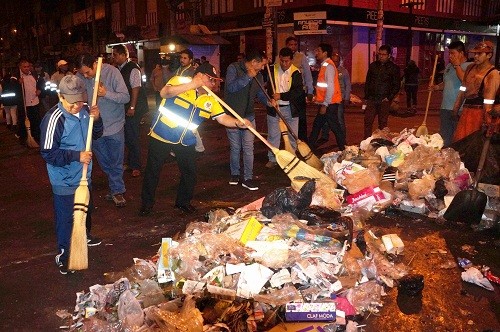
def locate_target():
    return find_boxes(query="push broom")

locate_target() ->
[68,57,103,270]
[416,54,439,137]
[202,85,336,191]
[20,78,39,148]
[257,67,324,170]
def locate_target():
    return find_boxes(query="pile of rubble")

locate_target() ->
[59,128,498,331]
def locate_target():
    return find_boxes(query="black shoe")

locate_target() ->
[229,175,240,185]
[174,204,197,214]
[87,235,102,247]
[241,179,259,191]
[139,205,153,216]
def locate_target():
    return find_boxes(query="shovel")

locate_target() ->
[443,124,494,224]
[416,54,439,137]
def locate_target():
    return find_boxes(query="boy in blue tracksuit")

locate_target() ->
[40,75,103,274]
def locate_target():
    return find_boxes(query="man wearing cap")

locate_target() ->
[112,44,149,178]
[50,59,72,88]
[76,53,130,208]
[40,75,104,274]
[452,41,500,142]
[140,67,251,216]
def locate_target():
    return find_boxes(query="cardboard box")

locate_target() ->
[157,238,174,283]
[285,302,336,322]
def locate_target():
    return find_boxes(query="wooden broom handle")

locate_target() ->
[423,54,439,125]
[266,63,276,93]
[202,85,275,151]
[81,57,103,181]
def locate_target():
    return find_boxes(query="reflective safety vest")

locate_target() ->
[149,76,224,146]
[273,63,299,95]
[315,58,341,104]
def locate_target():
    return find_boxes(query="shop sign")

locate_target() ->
[294,12,327,35]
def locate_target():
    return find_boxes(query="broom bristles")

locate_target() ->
[278,120,294,153]
[68,184,90,270]
[26,135,39,148]
[296,142,324,170]
[275,149,336,191]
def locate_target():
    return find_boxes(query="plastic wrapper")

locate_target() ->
[461,267,494,291]
[346,281,383,313]
[185,221,217,237]
[170,233,251,280]
[117,290,144,330]
[310,177,342,210]
[252,285,302,306]
[137,279,165,309]
[342,169,381,194]
[408,174,436,200]
[81,316,122,332]
[104,259,157,283]
[143,295,204,331]
[206,209,231,223]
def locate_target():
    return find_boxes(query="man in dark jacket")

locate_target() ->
[363,44,401,138]
[224,50,269,190]
[112,44,149,178]
[265,47,303,168]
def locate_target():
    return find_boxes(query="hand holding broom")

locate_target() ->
[68,57,103,270]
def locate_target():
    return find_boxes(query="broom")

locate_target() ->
[278,119,294,153]
[257,68,324,170]
[68,57,103,270]
[202,85,336,191]
[416,54,439,137]
[20,78,39,148]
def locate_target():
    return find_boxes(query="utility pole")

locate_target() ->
[376,0,384,51]
[400,1,424,65]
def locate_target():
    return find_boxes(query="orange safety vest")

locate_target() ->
[315,58,342,104]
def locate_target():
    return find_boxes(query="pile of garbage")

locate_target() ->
[59,128,498,331]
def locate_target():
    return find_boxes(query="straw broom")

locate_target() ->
[416,54,439,137]
[202,85,336,191]
[20,78,39,148]
[260,66,324,170]
[278,119,294,153]
[68,57,103,270]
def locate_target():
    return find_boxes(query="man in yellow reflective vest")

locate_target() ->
[308,43,346,151]
[140,64,252,215]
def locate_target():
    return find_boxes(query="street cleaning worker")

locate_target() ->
[40,75,103,275]
[140,64,252,216]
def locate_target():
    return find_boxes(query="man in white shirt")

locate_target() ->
[17,59,41,144]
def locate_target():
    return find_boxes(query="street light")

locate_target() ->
[400,1,424,65]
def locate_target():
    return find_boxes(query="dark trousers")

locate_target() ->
[297,90,308,142]
[17,104,41,143]
[405,85,418,108]
[364,99,390,139]
[53,191,93,264]
[309,104,346,150]
[141,137,197,208]
[124,114,142,170]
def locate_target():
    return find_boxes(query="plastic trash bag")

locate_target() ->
[261,180,315,218]
[117,290,144,330]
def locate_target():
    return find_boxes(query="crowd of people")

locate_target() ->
[0,37,498,274]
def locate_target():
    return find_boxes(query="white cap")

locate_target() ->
[57,60,68,67]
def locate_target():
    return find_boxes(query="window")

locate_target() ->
[463,0,481,16]
[204,0,234,15]
[436,0,454,13]
[111,2,121,32]
[146,0,158,25]
[125,0,136,26]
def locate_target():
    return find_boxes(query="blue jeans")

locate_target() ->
[226,117,256,181]
[93,129,126,195]
[267,106,298,162]
[439,109,457,148]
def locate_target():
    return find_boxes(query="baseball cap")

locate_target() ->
[194,63,223,81]
[469,41,494,53]
[58,75,88,103]
[57,59,68,67]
